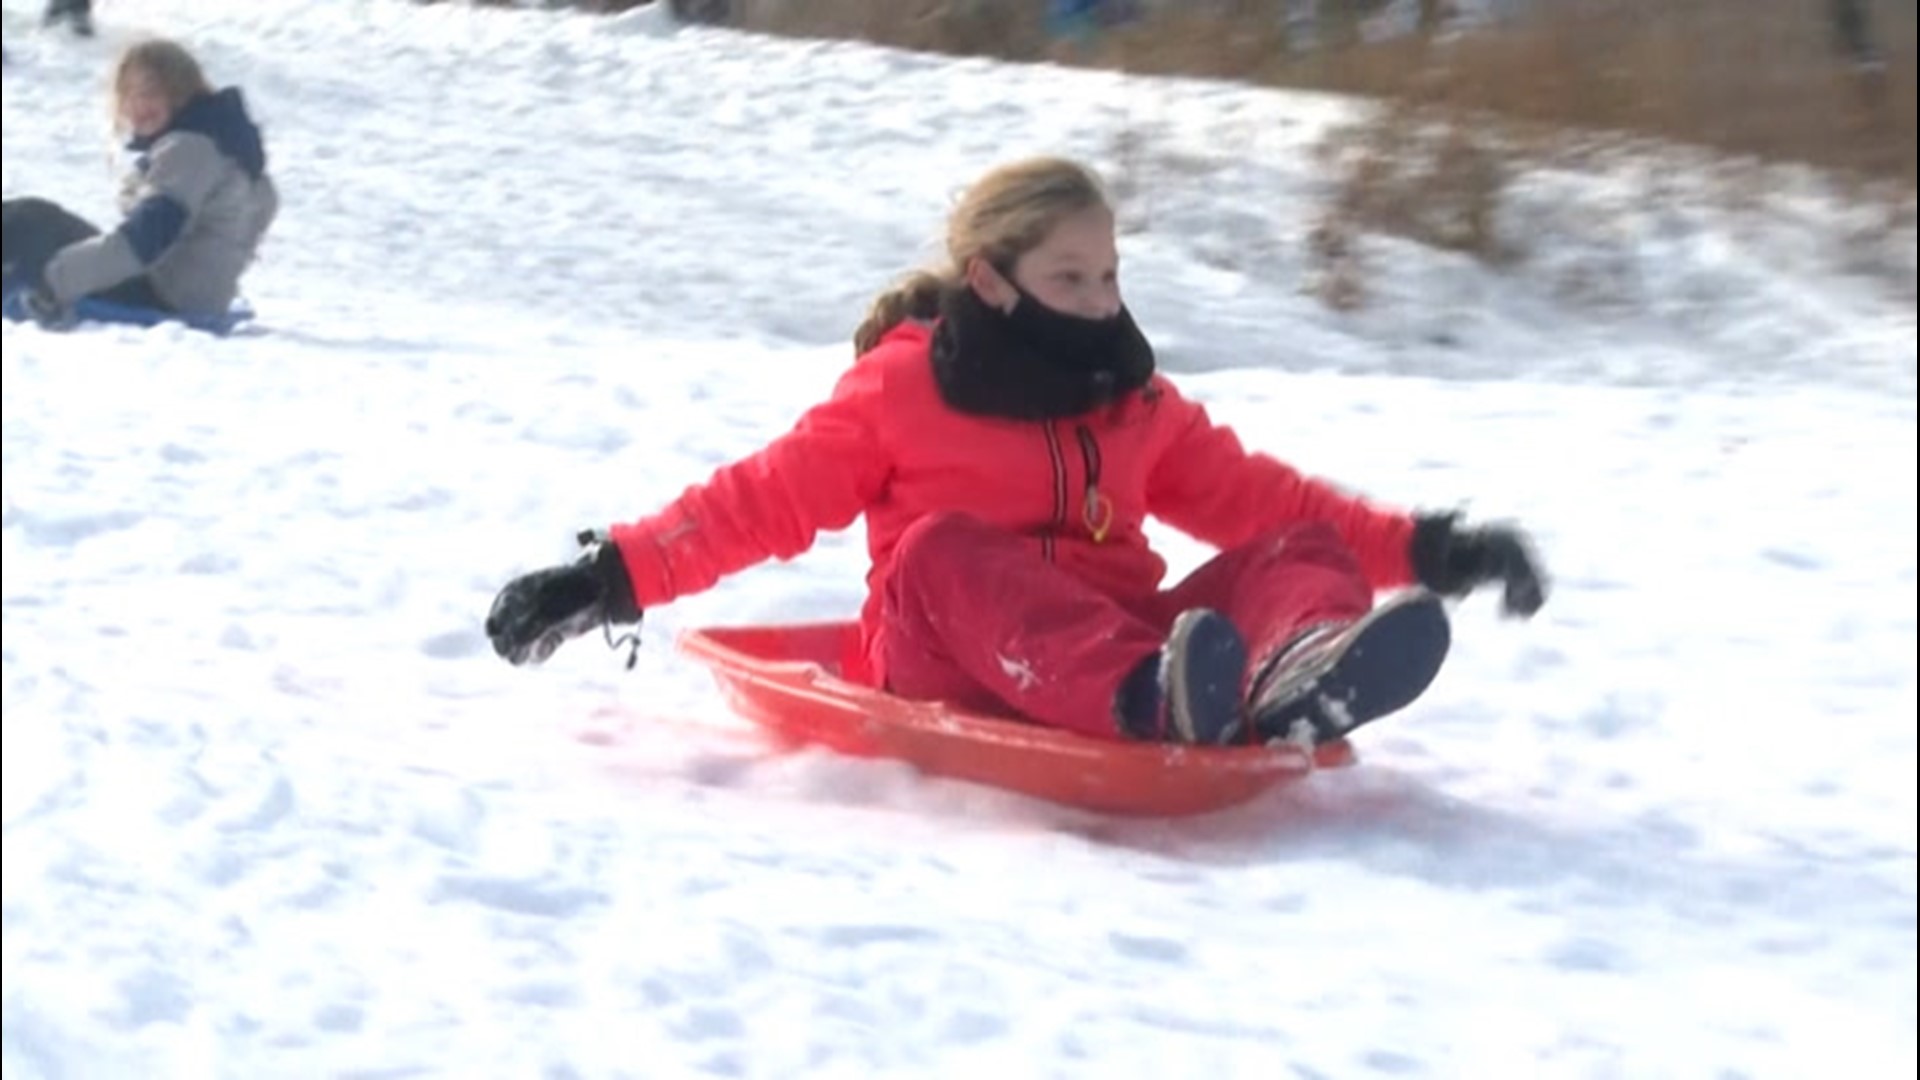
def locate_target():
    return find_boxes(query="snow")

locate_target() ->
[3,1,1915,1077]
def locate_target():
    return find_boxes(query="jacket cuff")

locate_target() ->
[1408,512,1463,595]
[591,541,643,624]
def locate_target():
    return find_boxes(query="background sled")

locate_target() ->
[679,621,1356,817]
[2,286,255,336]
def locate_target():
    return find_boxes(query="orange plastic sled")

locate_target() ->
[678,621,1355,817]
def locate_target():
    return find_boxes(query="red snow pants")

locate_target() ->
[880,512,1375,740]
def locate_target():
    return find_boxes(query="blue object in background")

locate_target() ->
[0,286,36,325]
[1046,0,1101,39]
[1045,0,1139,43]
[2,285,255,336]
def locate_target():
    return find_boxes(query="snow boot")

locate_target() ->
[1115,608,1248,745]
[1248,590,1450,746]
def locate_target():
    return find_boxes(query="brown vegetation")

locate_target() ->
[736,0,1914,187]
[435,1,1914,186]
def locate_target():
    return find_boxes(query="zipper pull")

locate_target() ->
[1083,485,1113,543]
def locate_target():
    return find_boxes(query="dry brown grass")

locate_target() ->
[713,0,1915,188]
[729,0,1049,59]
[1318,0,1917,187]
[430,1,1914,187]
[1304,99,1522,308]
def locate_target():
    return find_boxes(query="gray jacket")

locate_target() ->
[47,87,276,315]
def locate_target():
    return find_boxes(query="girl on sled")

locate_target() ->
[486,157,1546,747]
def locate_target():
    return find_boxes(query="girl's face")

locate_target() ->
[118,66,172,138]
[1004,206,1123,320]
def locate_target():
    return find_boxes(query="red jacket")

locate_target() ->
[611,322,1417,684]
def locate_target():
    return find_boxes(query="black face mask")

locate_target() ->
[929,285,1157,421]
[1003,283,1134,372]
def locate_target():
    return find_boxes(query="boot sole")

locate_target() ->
[1254,591,1451,744]
[1164,608,1249,746]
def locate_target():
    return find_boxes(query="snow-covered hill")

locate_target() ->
[3,1,1913,1076]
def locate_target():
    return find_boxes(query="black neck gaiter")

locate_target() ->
[930,286,1156,421]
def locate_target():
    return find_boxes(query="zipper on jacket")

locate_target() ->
[1075,424,1112,543]
[1041,422,1069,562]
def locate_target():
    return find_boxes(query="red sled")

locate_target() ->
[677,621,1355,817]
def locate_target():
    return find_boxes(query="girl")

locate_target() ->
[486,157,1545,747]
[3,38,277,326]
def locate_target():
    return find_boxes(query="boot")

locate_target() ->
[1114,608,1248,745]
[1248,590,1450,746]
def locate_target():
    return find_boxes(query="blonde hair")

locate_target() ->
[111,38,213,133]
[852,157,1112,355]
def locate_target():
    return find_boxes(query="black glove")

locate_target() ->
[485,535,642,666]
[1410,513,1547,618]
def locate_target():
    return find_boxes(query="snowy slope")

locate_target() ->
[2,1,1914,1077]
